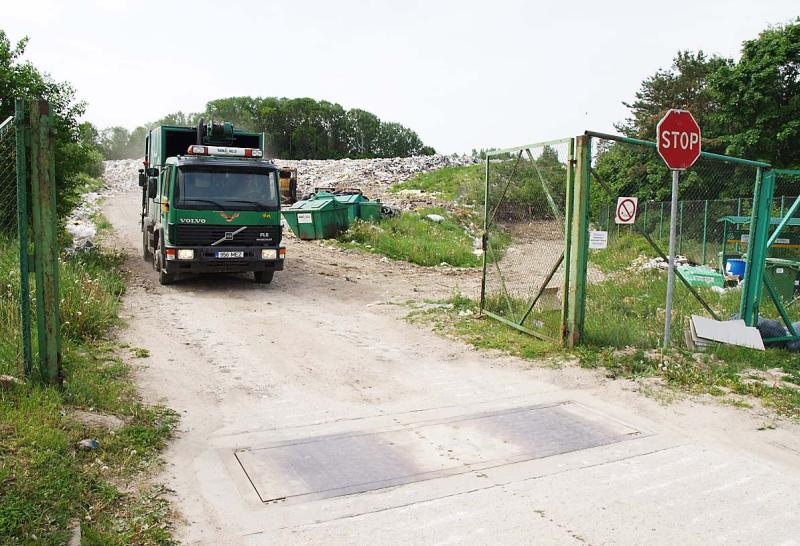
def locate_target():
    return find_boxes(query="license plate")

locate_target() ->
[215,251,244,258]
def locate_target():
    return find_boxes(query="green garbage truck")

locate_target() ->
[139,120,285,285]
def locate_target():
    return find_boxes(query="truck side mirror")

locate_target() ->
[138,169,146,187]
[147,178,158,199]
[146,167,159,177]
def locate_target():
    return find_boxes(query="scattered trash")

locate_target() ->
[677,264,725,288]
[425,214,445,223]
[77,438,99,451]
[0,374,22,389]
[630,254,689,271]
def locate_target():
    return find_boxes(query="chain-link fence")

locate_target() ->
[584,133,767,349]
[0,115,24,375]
[481,139,573,342]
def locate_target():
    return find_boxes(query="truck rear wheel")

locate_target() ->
[253,271,274,284]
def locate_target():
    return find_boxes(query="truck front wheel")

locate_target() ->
[253,270,274,284]
[142,229,151,261]
[156,239,177,285]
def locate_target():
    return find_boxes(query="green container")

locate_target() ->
[677,265,725,289]
[358,200,382,222]
[334,193,367,223]
[764,258,800,302]
[281,198,348,240]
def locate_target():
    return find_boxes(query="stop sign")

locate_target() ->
[656,109,701,170]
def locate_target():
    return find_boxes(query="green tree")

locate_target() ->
[709,19,800,167]
[147,97,435,160]
[0,29,102,218]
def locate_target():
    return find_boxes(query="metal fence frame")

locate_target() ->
[480,138,576,344]
[482,129,798,350]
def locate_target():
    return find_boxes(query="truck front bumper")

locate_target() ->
[163,246,285,274]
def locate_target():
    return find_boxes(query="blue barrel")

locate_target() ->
[725,259,746,278]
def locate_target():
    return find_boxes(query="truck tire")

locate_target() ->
[253,270,274,284]
[142,229,151,261]
[156,239,176,285]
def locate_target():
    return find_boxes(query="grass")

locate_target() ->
[389,164,484,203]
[0,239,178,544]
[337,207,486,267]
[407,292,558,361]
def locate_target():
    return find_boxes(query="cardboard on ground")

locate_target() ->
[690,315,765,351]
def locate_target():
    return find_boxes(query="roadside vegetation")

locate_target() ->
[337,207,483,268]
[0,241,179,545]
[390,164,484,203]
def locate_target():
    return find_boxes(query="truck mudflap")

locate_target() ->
[162,246,285,274]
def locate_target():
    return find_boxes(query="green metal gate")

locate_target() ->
[0,110,32,376]
[0,99,62,383]
[480,139,574,343]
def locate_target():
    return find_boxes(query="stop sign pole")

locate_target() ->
[656,109,701,347]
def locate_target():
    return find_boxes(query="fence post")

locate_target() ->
[560,138,575,345]
[565,135,590,348]
[14,99,33,378]
[480,157,489,314]
[739,168,774,326]
[678,201,684,255]
[29,100,62,384]
[659,202,664,241]
[643,201,648,236]
[701,199,709,264]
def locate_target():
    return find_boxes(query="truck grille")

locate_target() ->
[173,225,281,247]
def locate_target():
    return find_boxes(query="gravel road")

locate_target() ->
[103,189,800,546]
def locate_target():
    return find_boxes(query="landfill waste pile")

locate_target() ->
[100,155,477,209]
[278,154,478,209]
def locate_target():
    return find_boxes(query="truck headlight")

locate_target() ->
[177,249,194,260]
[261,249,277,260]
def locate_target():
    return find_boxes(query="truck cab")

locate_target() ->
[140,121,285,285]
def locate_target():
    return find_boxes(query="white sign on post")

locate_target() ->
[615,197,638,225]
[589,231,608,250]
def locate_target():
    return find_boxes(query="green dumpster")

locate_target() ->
[358,200,382,221]
[281,198,348,240]
[764,258,800,302]
[334,193,367,223]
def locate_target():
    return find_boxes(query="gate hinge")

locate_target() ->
[481,232,488,250]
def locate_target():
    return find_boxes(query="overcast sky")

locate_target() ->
[4,0,797,154]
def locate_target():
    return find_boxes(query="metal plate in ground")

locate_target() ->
[236,402,641,503]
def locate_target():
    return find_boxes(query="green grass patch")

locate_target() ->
[337,207,486,267]
[389,164,484,203]
[589,234,654,274]
[0,240,178,544]
[407,292,558,360]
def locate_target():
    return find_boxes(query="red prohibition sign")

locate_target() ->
[617,198,636,222]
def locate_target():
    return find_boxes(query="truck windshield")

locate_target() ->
[174,167,279,211]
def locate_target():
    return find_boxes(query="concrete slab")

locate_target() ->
[236,402,643,504]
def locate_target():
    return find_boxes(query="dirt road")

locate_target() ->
[104,189,800,545]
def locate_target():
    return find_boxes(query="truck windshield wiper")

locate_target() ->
[181,198,227,209]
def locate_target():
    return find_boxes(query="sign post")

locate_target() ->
[656,109,701,347]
